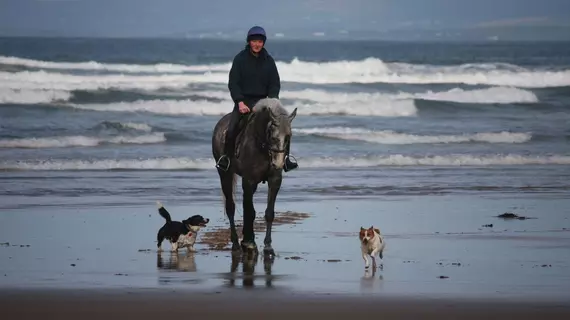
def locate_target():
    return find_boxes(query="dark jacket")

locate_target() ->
[228,45,280,107]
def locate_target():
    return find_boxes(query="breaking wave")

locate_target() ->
[61,99,418,117]
[2,154,569,170]
[1,56,569,88]
[294,127,532,144]
[0,133,165,148]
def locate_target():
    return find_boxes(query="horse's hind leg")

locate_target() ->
[241,179,258,255]
[220,172,240,253]
[264,173,282,257]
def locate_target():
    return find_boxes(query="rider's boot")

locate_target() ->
[283,144,298,172]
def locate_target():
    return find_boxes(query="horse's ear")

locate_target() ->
[288,108,297,123]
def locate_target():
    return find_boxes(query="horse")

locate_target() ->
[211,98,297,257]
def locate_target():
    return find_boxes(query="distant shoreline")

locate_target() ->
[1,35,570,43]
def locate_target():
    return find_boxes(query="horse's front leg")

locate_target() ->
[264,172,282,257]
[241,179,258,255]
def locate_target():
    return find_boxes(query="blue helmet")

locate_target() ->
[247,26,267,42]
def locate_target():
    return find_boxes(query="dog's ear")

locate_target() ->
[360,227,365,231]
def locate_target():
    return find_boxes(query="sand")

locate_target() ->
[1,195,570,317]
[2,288,570,319]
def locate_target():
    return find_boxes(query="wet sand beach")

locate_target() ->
[3,288,570,319]
[2,195,570,319]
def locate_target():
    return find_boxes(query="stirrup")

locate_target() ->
[215,155,231,172]
[284,154,298,172]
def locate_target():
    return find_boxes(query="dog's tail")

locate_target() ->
[156,201,172,222]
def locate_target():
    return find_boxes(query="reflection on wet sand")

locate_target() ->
[156,251,197,272]
[360,267,384,293]
[156,252,206,286]
[225,253,276,288]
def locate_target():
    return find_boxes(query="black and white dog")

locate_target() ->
[156,201,209,253]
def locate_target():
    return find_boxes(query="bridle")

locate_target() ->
[246,111,296,177]
[262,122,287,157]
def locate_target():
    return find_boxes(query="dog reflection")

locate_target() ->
[360,268,384,292]
[226,253,274,288]
[156,251,197,272]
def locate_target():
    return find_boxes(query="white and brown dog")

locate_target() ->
[359,226,386,270]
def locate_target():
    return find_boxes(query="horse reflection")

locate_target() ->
[227,252,274,288]
[156,251,197,272]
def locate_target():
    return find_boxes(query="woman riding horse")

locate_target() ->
[215,25,298,173]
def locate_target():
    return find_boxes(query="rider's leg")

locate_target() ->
[216,105,241,171]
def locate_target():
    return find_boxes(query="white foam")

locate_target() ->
[0,70,226,91]
[276,58,570,87]
[294,127,532,144]
[299,154,570,167]
[59,85,533,116]
[2,57,569,88]
[48,86,531,117]
[110,122,153,132]
[2,154,569,170]
[280,87,538,104]
[287,100,417,117]
[0,88,71,104]
[416,87,538,104]
[66,99,232,116]
[0,133,165,148]
[1,157,213,170]
[0,55,231,73]
[62,98,416,117]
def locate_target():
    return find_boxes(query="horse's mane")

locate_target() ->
[252,98,290,125]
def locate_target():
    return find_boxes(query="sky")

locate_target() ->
[1,0,569,39]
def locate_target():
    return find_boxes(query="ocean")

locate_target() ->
[1,37,570,210]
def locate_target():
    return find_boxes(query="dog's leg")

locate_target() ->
[362,250,370,269]
[157,231,164,253]
[370,248,381,269]
[171,241,178,252]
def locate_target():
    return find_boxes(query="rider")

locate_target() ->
[216,25,298,173]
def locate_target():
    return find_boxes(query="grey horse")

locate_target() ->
[211,98,297,257]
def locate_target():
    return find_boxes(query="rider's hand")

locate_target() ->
[238,102,250,114]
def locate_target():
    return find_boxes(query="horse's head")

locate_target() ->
[252,98,298,171]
